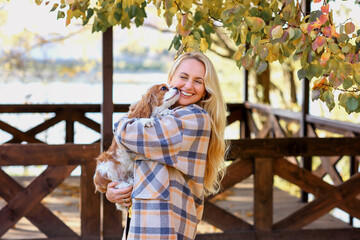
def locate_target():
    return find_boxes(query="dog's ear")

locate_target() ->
[128,91,157,118]
[93,170,109,193]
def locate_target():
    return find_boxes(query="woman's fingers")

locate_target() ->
[105,182,133,205]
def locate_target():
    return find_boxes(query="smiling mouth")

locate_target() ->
[181,91,193,96]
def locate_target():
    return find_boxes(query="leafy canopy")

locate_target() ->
[35,0,360,114]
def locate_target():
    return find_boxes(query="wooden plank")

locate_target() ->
[73,113,101,133]
[228,138,360,158]
[0,165,76,236]
[25,112,65,137]
[254,158,273,231]
[273,158,360,219]
[101,27,124,240]
[255,118,272,138]
[196,229,360,240]
[0,169,78,238]
[313,156,341,179]
[212,158,253,197]
[202,200,252,231]
[306,115,360,134]
[80,164,100,238]
[0,144,99,166]
[274,172,360,230]
[246,110,259,135]
[244,102,302,122]
[66,119,75,143]
[270,114,286,138]
[0,103,130,113]
[0,120,43,143]
[227,108,243,125]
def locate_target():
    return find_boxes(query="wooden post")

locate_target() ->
[241,69,251,139]
[254,158,273,231]
[101,27,124,239]
[65,119,74,143]
[349,156,358,226]
[300,0,312,203]
[81,163,101,238]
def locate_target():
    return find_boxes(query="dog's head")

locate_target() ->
[128,84,180,119]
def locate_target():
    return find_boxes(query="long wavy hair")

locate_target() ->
[167,51,228,196]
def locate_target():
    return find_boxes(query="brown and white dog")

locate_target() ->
[93,84,179,210]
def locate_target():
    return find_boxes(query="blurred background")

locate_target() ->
[1,0,360,231]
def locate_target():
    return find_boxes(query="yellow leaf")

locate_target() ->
[234,45,245,60]
[200,38,208,52]
[176,22,191,37]
[181,0,193,10]
[345,22,355,35]
[271,25,283,39]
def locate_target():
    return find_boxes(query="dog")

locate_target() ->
[93,84,180,210]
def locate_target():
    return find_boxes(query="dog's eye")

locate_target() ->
[161,86,168,91]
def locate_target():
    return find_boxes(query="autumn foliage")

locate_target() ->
[35,0,360,114]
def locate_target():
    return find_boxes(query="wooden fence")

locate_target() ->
[0,103,359,239]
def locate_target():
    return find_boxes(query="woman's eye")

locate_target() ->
[161,86,168,91]
[180,76,187,79]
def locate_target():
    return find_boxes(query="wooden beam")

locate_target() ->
[228,138,360,159]
[0,144,99,166]
[207,158,253,200]
[202,200,252,231]
[0,165,76,236]
[274,172,360,229]
[254,158,273,231]
[81,163,101,238]
[0,169,78,238]
[195,228,360,240]
[273,158,360,219]
[101,27,123,239]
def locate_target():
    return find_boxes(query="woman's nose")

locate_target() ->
[184,80,194,88]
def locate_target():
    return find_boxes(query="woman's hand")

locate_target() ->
[105,182,133,208]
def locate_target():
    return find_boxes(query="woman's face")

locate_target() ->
[169,58,206,106]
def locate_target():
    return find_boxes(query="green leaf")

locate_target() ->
[256,61,268,75]
[345,95,359,113]
[244,17,265,33]
[163,10,173,27]
[194,11,202,22]
[309,10,322,22]
[114,11,122,21]
[354,72,360,86]
[297,68,306,80]
[87,8,94,19]
[50,3,59,12]
[292,28,302,40]
[343,77,353,90]
[322,90,335,111]
[261,7,273,21]
[57,11,65,19]
[311,88,321,101]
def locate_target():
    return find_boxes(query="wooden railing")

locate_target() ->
[198,138,360,240]
[0,103,359,239]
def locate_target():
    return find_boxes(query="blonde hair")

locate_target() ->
[167,52,228,196]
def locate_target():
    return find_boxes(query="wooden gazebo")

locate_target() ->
[1,10,360,240]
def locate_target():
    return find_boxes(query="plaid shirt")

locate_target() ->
[114,104,211,240]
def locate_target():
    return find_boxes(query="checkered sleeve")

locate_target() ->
[114,104,211,178]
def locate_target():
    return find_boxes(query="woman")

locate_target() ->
[106,51,228,240]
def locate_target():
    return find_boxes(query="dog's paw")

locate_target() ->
[138,118,155,127]
[159,109,173,116]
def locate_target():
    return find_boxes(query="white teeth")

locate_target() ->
[181,91,193,96]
